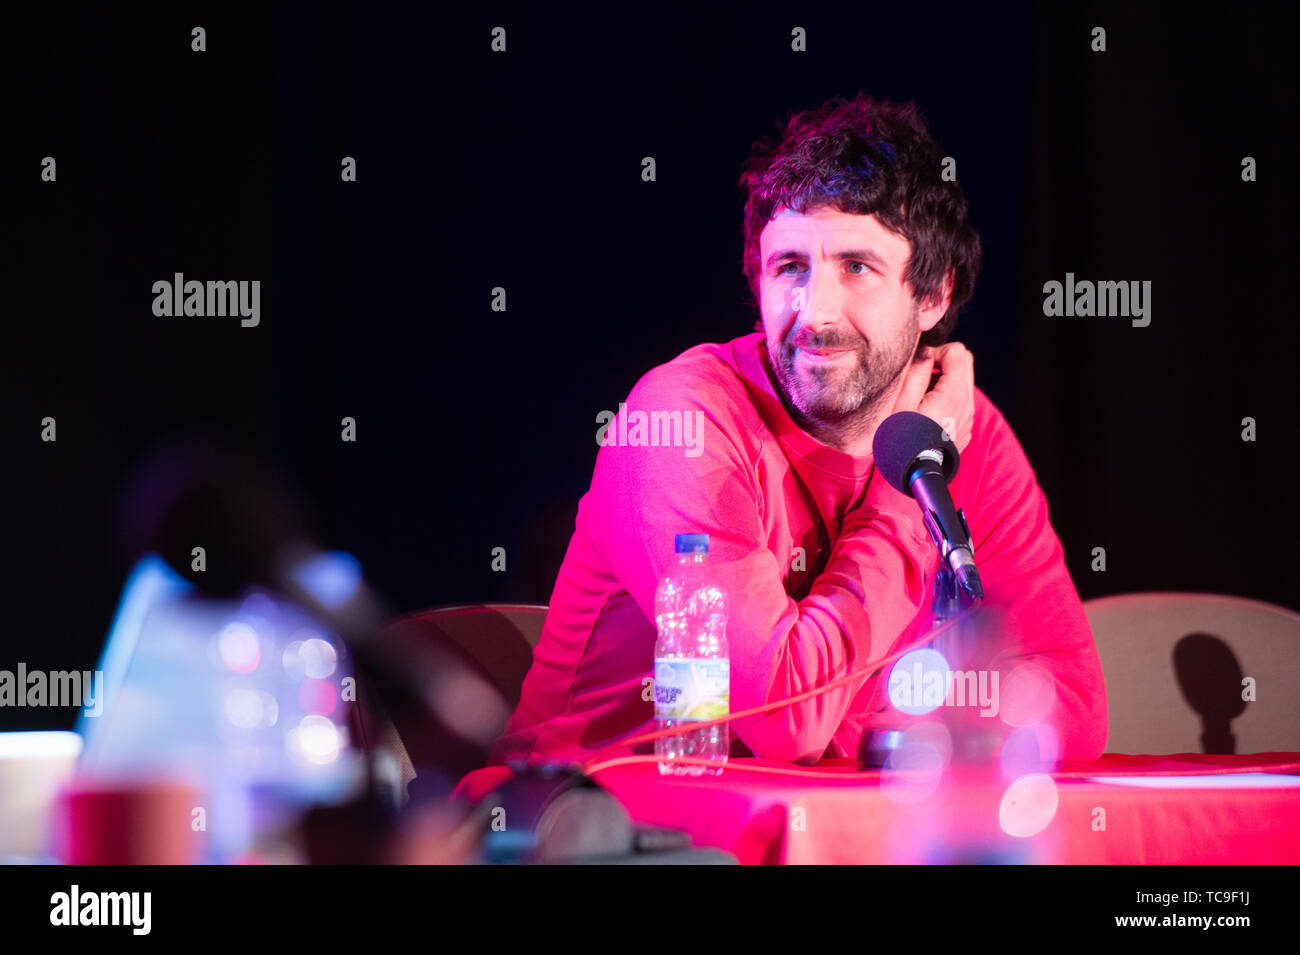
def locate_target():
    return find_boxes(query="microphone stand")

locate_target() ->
[857,563,980,768]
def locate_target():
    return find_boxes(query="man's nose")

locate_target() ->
[794,264,846,335]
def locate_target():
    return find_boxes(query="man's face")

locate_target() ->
[758,206,939,425]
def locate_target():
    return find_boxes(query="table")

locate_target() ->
[454,753,1300,864]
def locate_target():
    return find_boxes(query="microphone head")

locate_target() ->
[872,411,960,496]
[115,436,315,597]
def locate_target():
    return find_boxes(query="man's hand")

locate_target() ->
[889,342,975,453]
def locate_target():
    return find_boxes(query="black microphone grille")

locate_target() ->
[871,411,960,496]
[115,436,315,596]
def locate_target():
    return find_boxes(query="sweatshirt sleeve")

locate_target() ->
[584,363,940,764]
[960,393,1109,762]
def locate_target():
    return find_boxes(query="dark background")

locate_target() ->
[3,1,1295,731]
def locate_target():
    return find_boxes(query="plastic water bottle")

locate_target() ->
[654,533,729,775]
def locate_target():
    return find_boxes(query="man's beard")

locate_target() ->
[766,308,919,428]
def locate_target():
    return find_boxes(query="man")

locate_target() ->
[487,93,1107,768]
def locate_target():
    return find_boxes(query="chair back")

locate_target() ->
[383,602,547,709]
[1083,592,1300,754]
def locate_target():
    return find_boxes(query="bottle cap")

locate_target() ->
[674,533,709,554]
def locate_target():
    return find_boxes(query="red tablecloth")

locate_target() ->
[454,753,1300,864]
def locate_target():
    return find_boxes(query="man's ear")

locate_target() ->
[917,267,955,334]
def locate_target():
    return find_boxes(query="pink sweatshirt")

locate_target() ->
[487,332,1107,767]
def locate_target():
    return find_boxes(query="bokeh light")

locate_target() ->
[282,633,337,679]
[880,722,951,805]
[998,662,1057,728]
[223,687,279,729]
[297,678,337,716]
[1000,724,1061,779]
[216,622,261,673]
[998,773,1059,838]
[287,714,342,765]
[300,638,337,679]
[887,647,951,716]
[238,592,278,621]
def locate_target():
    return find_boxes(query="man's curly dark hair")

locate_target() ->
[739,92,982,346]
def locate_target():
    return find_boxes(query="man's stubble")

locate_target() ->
[765,304,921,445]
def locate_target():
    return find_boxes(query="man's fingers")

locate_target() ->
[914,342,976,452]
[894,354,934,414]
[932,342,972,381]
[933,342,975,405]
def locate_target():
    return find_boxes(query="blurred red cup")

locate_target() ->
[55,778,202,865]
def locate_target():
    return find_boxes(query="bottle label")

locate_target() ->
[653,659,729,721]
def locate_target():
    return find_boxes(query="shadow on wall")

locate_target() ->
[1173,633,1248,755]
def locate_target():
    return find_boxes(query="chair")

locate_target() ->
[1083,592,1300,755]
[365,603,548,799]
[382,603,548,709]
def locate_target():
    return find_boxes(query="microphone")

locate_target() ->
[872,412,983,601]
[115,437,512,776]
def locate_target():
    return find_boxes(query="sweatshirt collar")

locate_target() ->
[729,332,876,485]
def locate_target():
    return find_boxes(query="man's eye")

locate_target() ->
[847,261,872,274]
[776,262,802,275]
